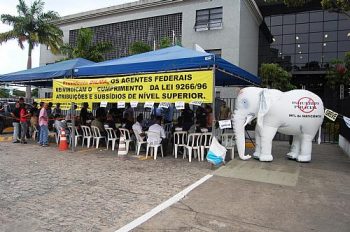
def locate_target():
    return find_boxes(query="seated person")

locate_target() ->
[105,113,116,130]
[147,116,166,145]
[91,107,107,137]
[122,112,134,131]
[54,119,67,132]
[132,114,145,141]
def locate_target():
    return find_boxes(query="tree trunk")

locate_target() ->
[26,43,33,100]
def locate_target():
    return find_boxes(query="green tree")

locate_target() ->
[0,0,63,98]
[31,88,38,98]
[60,28,113,62]
[13,89,25,97]
[260,63,296,91]
[159,37,172,49]
[0,88,10,98]
[266,0,350,17]
[325,51,350,87]
[129,41,151,55]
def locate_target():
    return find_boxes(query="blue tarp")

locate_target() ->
[0,58,95,84]
[74,46,261,86]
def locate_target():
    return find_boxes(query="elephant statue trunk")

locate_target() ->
[233,110,252,160]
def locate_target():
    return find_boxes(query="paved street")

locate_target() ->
[136,142,350,232]
[0,137,211,232]
[1,135,350,232]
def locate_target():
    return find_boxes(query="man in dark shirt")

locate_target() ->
[11,102,21,143]
[80,102,89,125]
[181,104,194,131]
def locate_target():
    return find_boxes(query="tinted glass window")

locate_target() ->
[339,20,350,30]
[310,32,323,42]
[271,26,282,35]
[323,52,337,62]
[310,11,323,22]
[309,43,323,53]
[324,11,338,21]
[338,30,350,40]
[323,31,337,42]
[283,24,295,34]
[296,34,309,43]
[324,21,338,31]
[296,13,309,23]
[283,44,295,53]
[283,14,295,24]
[338,40,350,51]
[296,23,309,33]
[296,43,308,53]
[310,22,323,32]
[283,34,295,44]
[272,35,282,44]
[271,15,282,25]
[309,53,322,62]
[338,52,346,59]
[295,54,308,64]
[323,42,337,52]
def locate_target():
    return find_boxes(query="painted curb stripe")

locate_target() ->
[115,174,213,232]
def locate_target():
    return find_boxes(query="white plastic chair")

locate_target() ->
[91,126,106,149]
[133,129,147,156]
[81,125,93,148]
[173,131,187,159]
[145,131,163,160]
[67,126,81,147]
[200,132,213,161]
[183,133,202,162]
[106,128,118,151]
[221,133,236,160]
[119,128,134,153]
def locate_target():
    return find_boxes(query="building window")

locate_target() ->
[205,49,222,58]
[44,92,52,98]
[195,7,223,31]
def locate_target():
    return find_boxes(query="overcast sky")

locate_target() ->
[0,0,137,75]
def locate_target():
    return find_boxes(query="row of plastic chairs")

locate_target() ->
[173,132,236,162]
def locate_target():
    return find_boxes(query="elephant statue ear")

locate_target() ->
[257,88,271,129]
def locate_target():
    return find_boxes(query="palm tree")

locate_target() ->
[60,28,113,62]
[0,0,63,98]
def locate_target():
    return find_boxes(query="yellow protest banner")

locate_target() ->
[53,70,213,104]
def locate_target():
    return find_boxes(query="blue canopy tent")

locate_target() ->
[74,46,261,86]
[0,58,95,87]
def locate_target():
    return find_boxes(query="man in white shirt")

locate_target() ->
[132,114,145,141]
[147,116,166,145]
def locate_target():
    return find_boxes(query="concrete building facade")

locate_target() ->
[40,0,263,76]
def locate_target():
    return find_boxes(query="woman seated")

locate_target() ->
[91,107,107,137]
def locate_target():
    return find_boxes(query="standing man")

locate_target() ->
[52,103,62,118]
[19,103,30,144]
[10,102,20,143]
[39,103,49,147]
[219,101,231,120]
[80,102,89,125]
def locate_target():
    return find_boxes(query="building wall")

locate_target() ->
[39,0,262,75]
[239,0,261,74]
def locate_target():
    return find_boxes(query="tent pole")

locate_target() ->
[71,102,75,152]
[212,62,216,138]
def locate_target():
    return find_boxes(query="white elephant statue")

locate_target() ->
[233,87,324,162]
